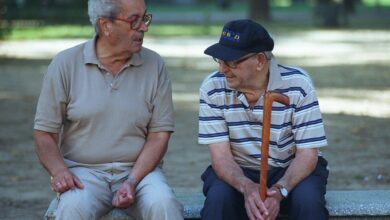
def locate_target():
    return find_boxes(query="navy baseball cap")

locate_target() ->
[204,19,274,61]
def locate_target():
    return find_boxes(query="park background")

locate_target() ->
[0,0,389,219]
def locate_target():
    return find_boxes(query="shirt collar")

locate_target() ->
[267,57,283,91]
[83,35,100,66]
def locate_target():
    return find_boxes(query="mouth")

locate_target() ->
[225,75,235,80]
[135,37,143,43]
[134,34,144,44]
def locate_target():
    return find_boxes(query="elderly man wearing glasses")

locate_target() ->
[198,19,329,220]
[34,0,183,219]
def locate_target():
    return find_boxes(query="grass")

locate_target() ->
[3,24,226,40]
[3,22,327,40]
[5,25,94,40]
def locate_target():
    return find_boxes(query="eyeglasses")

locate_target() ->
[106,10,152,30]
[213,53,258,69]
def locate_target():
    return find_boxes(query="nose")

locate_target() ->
[218,62,230,74]
[138,22,148,32]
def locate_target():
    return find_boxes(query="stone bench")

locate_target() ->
[45,190,390,219]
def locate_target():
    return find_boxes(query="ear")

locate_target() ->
[97,17,111,36]
[255,53,267,71]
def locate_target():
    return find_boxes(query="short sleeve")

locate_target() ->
[198,79,229,144]
[34,59,67,133]
[292,90,327,148]
[148,61,175,133]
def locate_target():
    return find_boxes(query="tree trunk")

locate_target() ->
[249,0,271,21]
[314,0,341,27]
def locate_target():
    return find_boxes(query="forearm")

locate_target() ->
[212,157,253,194]
[34,130,67,176]
[275,148,318,192]
[129,132,170,183]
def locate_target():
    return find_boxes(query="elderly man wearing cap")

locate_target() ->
[198,19,329,220]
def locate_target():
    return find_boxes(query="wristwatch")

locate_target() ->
[126,176,138,186]
[273,183,289,199]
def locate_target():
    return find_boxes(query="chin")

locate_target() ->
[227,82,238,90]
[128,46,142,55]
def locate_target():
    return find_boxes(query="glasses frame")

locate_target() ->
[213,53,259,69]
[105,10,152,30]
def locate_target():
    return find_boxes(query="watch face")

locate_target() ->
[281,188,288,197]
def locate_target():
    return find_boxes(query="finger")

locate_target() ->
[73,175,84,189]
[64,176,75,189]
[264,200,277,220]
[266,189,277,197]
[56,185,66,193]
[53,181,63,192]
[249,200,263,220]
[244,202,256,220]
[120,193,128,202]
[119,193,130,204]
[256,199,268,216]
[112,193,119,206]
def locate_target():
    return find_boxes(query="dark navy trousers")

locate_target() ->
[200,157,329,220]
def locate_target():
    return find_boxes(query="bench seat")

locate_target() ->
[45,190,390,219]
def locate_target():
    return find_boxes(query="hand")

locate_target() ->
[263,188,282,220]
[243,181,268,220]
[112,180,136,209]
[50,169,84,193]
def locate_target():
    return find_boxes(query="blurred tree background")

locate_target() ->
[0,0,389,39]
[0,1,389,219]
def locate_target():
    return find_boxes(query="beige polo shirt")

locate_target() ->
[34,37,174,164]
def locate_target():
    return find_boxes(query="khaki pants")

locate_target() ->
[55,160,184,220]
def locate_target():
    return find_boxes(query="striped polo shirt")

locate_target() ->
[198,58,327,170]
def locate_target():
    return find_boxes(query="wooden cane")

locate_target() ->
[259,91,289,201]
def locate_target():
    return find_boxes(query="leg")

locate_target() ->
[201,166,249,220]
[287,157,329,220]
[55,167,112,220]
[123,168,183,220]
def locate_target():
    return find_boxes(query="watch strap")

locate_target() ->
[126,176,138,186]
[272,183,288,199]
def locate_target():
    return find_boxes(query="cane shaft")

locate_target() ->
[259,92,289,201]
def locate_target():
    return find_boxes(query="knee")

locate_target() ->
[291,191,325,209]
[289,188,327,218]
[56,190,96,219]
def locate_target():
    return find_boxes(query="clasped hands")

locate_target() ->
[243,182,282,220]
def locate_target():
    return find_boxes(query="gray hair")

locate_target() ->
[88,0,123,34]
[264,51,274,60]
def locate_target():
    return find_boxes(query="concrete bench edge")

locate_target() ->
[44,190,390,219]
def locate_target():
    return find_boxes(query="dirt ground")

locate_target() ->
[1,29,390,219]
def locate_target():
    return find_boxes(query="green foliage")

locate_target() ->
[1,1,389,40]
[4,24,225,40]
[362,0,390,6]
[147,24,222,36]
[6,25,94,40]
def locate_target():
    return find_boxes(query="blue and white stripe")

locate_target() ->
[198,59,327,170]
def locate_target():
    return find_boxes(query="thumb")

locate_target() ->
[267,188,278,196]
[73,175,84,189]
